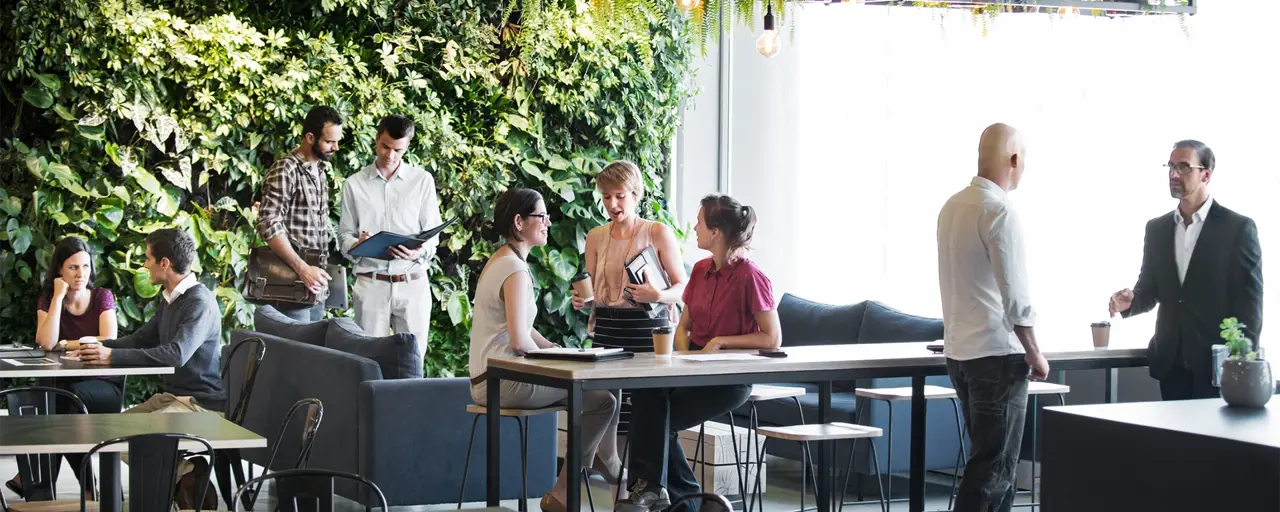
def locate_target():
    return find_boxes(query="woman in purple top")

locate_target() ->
[7,237,120,499]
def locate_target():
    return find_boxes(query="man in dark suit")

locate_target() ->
[1109,140,1263,401]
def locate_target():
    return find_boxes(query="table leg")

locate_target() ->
[817,381,831,512]
[100,452,121,512]
[1104,368,1119,404]
[909,376,926,512]
[566,382,583,512]
[487,376,502,507]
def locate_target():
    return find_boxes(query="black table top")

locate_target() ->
[1046,398,1280,449]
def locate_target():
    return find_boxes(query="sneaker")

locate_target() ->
[615,479,671,512]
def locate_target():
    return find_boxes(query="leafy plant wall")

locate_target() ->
[0,0,693,403]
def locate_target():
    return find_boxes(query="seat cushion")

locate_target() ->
[777,293,865,347]
[253,305,329,346]
[325,318,423,379]
[856,301,943,343]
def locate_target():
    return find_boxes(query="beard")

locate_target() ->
[1169,183,1184,199]
[312,145,335,162]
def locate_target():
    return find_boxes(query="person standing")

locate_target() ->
[936,123,1049,512]
[255,105,344,321]
[1108,140,1263,400]
[339,115,442,357]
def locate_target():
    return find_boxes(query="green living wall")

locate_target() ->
[0,0,693,403]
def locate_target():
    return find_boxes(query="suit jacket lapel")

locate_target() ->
[1159,213,1181,292]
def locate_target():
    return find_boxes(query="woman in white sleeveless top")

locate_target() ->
[469,188,624,512]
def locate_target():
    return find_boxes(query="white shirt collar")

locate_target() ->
[365,162,409,182]
[163,273,199,303]
[1174,196,1214,224]
[971,176,1009,198]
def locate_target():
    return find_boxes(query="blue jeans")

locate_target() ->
[273,302,324,322]
[947,354,1029,512]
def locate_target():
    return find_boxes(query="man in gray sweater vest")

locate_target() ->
[80,228,226,412]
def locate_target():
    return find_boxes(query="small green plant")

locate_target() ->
[1220,317,1257,361]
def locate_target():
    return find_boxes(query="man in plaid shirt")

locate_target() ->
[255,106,344,321]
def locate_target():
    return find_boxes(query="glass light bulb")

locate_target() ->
[677,0,702,11]
[757,30,780,58]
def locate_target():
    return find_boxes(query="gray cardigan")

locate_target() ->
[107,282,226,411]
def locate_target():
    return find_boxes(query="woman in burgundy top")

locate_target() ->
[8,237,120,499]
[617,194,782,512]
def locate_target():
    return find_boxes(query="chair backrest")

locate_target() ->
[667,492,734,512]
[223,336,267,424]
[81,433,215,512]
[232,468,388,511]
[263,398,325,472]
[0,386,88,500]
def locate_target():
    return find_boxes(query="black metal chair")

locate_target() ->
[83,433,216,512]
[240,398,325,509]
[0,386,89,509]
[667,492,735,512]
[214,337,267,509]
[231,468,388,511]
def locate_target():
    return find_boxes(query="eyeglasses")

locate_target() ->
[524,213,551,224]
[1165,162,1207,175]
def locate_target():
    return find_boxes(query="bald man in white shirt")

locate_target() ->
[937,123,1049,512]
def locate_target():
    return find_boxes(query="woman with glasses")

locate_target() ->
[469,188,624,512]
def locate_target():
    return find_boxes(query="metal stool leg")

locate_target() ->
[839,436,859,512]
[792,396,818,498]
[457,414,482,509]
[696,423,707,491]
[868,439,888,512]
[617,431,632,502]
[726,413,747,509]
[583,469,596,512]
[883,398,893,506]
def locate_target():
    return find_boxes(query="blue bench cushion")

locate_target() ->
[326,319,423,379]
[857,301,943,343]
[778,294,865,347]
[253,305,330,346]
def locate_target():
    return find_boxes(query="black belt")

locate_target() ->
[470,372,486,387]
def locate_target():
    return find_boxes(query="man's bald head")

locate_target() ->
[977,123,1026,191]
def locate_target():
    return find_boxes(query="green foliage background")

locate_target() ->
[0,0,692,404]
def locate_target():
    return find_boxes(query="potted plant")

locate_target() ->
[1218,317,1272,408]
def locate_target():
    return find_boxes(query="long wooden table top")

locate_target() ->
[0,353,174,379]
[488,341,1148,381]
[1046,398,1280,449]
[0,412,265,454]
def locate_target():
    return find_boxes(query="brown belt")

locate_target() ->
[470,372,487,387]
[357,271,424,283]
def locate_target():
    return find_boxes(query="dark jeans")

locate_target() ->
[274,301,324,322]
[947,354,1029,512]
[1159,361,1220,401]
[627,384,752,504]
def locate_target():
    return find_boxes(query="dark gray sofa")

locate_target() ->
[732,294,964,483]
[223,306,555,507]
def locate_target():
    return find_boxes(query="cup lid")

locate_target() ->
[572,272,591,281]
[652,327,673,334]
[1091,321,1111,327]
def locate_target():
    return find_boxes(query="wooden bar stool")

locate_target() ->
[1013,381,1070,510]
[754,423,887,512]
[691,384,809,512]
[851,385,966,509]
[457,404,594,512]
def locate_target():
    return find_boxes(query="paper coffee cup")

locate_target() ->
[1090,321,1111,348]
[571,272,594,302]
[652,327,674,357]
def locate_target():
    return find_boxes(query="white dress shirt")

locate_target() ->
[338,163,443,276]
[163,273,199,304]
[937,177,1036,361]
[1173,196,1213,285]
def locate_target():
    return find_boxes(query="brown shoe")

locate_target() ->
[174,457,218,511]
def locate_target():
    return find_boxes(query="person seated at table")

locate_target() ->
[78,228,224,507]
[617,194,781,512]
[469,188,624,512]
[5,236,120,500]
[572,160,687,349]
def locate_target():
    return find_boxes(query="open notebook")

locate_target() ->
[525,347,635,362]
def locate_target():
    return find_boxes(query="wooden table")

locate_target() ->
[0,412,265,512]
[484,341,1149,512]
[1042,399,1280,511]
[0,353,174,379]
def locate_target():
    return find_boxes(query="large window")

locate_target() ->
[785,3,1279,352]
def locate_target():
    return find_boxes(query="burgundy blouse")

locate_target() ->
[37,287,116,341]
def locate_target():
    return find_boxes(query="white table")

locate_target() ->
[0,353,174,379]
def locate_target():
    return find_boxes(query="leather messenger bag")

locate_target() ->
[243,246,330,306]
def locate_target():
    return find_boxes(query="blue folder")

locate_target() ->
[348,217,457,260]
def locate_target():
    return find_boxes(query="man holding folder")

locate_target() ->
[339,115,442,357]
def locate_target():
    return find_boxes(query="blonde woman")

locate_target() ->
[572,160,688,351]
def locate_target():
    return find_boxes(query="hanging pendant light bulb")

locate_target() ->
[756,4,781,58]
[676,0,702,11]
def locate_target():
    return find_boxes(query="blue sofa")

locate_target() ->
[223,306,556,507]
[732,295,963,486]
